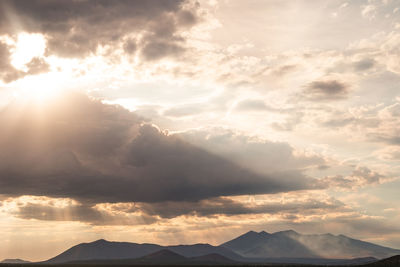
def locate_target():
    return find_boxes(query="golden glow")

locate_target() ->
[11,33,46,71]
[12,72,66,104]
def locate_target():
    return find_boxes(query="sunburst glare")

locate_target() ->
[12,72,66,104]
[10,33,46,71]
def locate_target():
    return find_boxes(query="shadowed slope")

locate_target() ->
[222,230,318,258]
[45,239,243,263]
[46,239,162,263]
[137,249,187,264]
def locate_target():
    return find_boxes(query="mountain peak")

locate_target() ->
[275,229,299,235]
[93,239,108,243]
[90,239,111,245]
[244,230,258,235]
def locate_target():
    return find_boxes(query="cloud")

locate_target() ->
[361,4,377,19]
[303,79,350,101]
[375,146,400,161]
[234,99,271,112]
[14,202,156,225]
[353,58,376,71]
[0,92,317,205]
[179,128,326,176]
[9,193,347,223]
[25,57,50,75]
[138,196,346,219]
[123,38,137,55]
[271,112,304,131]
[163,103,205,117]
[320,166,388,190]
[0,41,24,82]
[0,41,49,82]
[141,41,185,61]
[0,0,198,59]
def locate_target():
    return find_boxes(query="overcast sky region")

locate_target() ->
[0,0,400,261]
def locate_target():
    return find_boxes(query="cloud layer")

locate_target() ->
[0,92,316,205]
[0,0,198,84]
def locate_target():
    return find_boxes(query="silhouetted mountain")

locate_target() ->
[222,230,318,258]
[46,239,162,263]
[221,230,400,259]
[43,230,400,265]
[45,239,243,263]
[0,259,30,264]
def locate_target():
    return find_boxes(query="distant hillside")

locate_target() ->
[45,239,243,263]
[0,259,30,264]
[56,249,238,265]
[46,239,163,263]
[136,249,187,264]
[221,230,400,259]
[43,230,400,265]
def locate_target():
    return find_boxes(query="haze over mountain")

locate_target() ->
[43,230,400,265]
[222,230,400,259]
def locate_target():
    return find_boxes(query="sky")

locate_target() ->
[0,0,400,262]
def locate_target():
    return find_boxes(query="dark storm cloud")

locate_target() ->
[141,41,185,61]
[303,80,349,101]
[0,92,316,204]
[123,38,137,55]
[138,197,345,219]
[0,0,198,59]
[16,203,106,223]
[13,195,346,223]
[15,202,157,225]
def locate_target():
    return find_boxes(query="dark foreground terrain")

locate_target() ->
[0,255,399,267]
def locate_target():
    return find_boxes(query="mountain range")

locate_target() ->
[46,239,243,263]
[4,230,400,265]
[221,230,400,259]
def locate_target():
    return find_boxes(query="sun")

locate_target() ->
[10,33,46,71]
